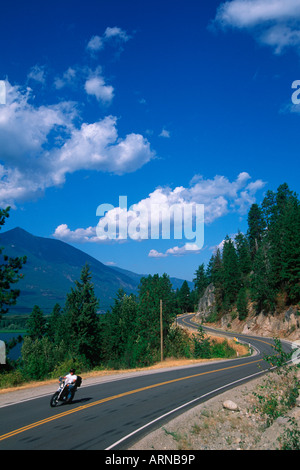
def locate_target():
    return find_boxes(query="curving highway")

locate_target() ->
[0,314,293,450]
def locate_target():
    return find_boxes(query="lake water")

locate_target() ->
[0,332,23,362]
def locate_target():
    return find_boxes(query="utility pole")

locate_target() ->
[160,299,163,362]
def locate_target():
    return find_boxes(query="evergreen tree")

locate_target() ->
[46,303,67,346]
[26,305,46,340]
[251,243,275,312]
[178,280,192,313]
[193,263,208,302]
[247,203,265,259]
[102,289,138,367]
[222,236,241,308]
[261,189,276,229]
[236,288,249,321]
[273,194,300,303]
[234,231,251,281]
[64,264,100,365]
[210,248,224,313]
[135,274,177,366]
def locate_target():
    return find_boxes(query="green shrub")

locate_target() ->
[0,369,25,389]
[278,418,300,450]
[211,339,236,358]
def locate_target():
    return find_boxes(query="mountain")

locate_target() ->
[0,227,192,315]
[0,227,139,314]
[112,266,194,291]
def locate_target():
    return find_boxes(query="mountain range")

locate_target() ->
[0,227,193,314]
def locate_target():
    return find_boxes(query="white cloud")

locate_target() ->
[148,249,167,258]
[213,0,300,54]
[27,65,47,84]
[53,224,99,243]
[84,70,114,104]
[86,26,130,56]
[86,35,104,52]
[54,67,77,90]
[53,115,154,178]
[104,26,130,42]
[184,172,265,222]
[54,65,114,105]
[148,243,201,258]
[0,82,155,207]
[53,172,265,246]
[166,243,202,256]
[159,128,171,138]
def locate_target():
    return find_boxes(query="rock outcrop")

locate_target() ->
[195,285,300,341]
[196,283,215,321]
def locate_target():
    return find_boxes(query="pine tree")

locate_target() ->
[26,305,46,340]
[193,264,208,302]
[261,189,276,229]
[251,243,275,312]
[247,203,265,259]
[275,196,300,303]
[46,303,65,344]
[64,264,100,365]
[102,289,138,367]
[237,288,249,321]
[222,236,241,308]
[235,231,251,281]
[0,207,26,318]
[134,274,177,366]
[178,280,192,313]
[210,248,224,313]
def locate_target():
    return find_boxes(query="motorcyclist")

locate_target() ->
[64,368,77,402]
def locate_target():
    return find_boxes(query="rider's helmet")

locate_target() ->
[70,368,75,374]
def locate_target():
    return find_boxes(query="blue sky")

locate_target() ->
[0,0,300,282]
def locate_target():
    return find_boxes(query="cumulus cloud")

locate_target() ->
[84,69,114,104]
[53,172,265,245]
[54,115,154,177]
[53,224,99,243]
[54,67,77,90]
[213,0,300,54]
[27,65,47,84]
[148,249,167,258]
[54,65,114,105]
[148,243,201,258]
[86,26,130,55]
[104,26,130,42]
[0,82,155,207]
[159,128,171,138]
[86,35,104,52]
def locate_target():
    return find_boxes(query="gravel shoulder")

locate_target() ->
[129,368,300,451]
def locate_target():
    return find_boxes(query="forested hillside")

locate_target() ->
[193,183,300,321]
[0,182,299,386]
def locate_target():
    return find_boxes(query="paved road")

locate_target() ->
[0,314,293,450]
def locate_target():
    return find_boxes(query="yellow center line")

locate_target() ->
[0,357,263,443]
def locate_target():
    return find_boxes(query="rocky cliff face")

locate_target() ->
[195,285,300,341]
[197,283,215,320]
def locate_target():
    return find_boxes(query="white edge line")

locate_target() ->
[105,365,276,450]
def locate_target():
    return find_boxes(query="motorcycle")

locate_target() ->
[50,376,79,407]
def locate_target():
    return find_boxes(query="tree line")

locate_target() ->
[1,181,298,383]
[192,183,300,321]
[0,205,204,381]
[2,263,229,382]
